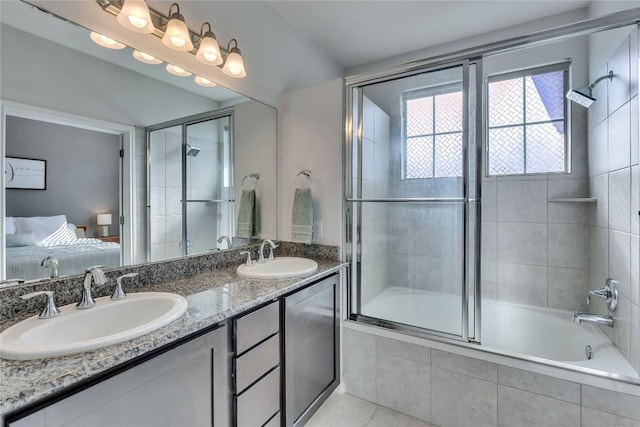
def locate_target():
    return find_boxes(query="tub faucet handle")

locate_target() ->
[586,278,618,312]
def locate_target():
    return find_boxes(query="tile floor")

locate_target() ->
[306,392,436,427]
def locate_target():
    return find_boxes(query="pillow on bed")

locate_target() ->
[5,217,16,235]
[39,222,79,246]
[14,215,68,244]
[6,232,37,247]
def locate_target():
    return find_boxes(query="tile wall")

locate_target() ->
[343,328,640,427]
[587,30,640,373]
[360,96,391,305]
[481,106,591,312]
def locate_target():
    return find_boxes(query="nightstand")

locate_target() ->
[97,235,120,244]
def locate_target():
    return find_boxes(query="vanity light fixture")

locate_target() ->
[194,76,217,87]
[133,50,163,64]
[95,0,247,78]
[89,31,126,49]
[166,63,192,77]
[116,0,154,33]
[221,39,246,78]
[161,3,193,51]
[195,23,223,66]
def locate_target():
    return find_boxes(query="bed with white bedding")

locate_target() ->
[5,215,120,281]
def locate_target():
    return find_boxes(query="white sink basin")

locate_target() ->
[237,257,318,279]
[0,292,188,360]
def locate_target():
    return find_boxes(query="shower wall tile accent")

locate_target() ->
[587,29,639,373]
[342,327,640,427]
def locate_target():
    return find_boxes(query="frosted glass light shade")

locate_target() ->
[162,14,193,51]
[166,64,192,77]
[133,50,163,64]
[194,76,217,87]
[97,214,112,226]
[196,34,223,66]
[116,0,154,33]
[221,48,246,78]
[89,32,126,50]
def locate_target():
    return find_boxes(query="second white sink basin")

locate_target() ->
[0,292,188,360]
[237,257,318,279]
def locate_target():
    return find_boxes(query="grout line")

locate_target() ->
[364,405,379,427]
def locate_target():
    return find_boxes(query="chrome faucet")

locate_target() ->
[258,239,278,262]
[41,256,59,278]
[217,235,232,250]
[587,278,618,311]
[572,312,615,327]
[77,265,108,309]
[20,291,60,319]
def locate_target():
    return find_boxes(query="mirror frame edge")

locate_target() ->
[0,99,137,281]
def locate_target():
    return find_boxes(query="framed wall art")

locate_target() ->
[4,157,47,190]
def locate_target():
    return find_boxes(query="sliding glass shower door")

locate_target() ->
[347,60,481,342]
[148,110,233,262]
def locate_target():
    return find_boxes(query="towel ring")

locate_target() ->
[241,173,260,191]
[295,169,312,188]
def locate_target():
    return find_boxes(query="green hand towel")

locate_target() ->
[236,189,255,238]
[291,187,313,243]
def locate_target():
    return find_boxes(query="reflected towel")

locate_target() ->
[291,187,313,244]
[236,189,255,238]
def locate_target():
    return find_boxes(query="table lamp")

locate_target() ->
[97,214,112,237]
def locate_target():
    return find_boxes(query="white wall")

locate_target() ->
[280,79,343,246]
[234,100,278,239]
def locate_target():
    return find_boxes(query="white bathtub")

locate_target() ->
[361,286,638,378]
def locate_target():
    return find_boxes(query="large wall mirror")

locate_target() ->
[0,1,277,282]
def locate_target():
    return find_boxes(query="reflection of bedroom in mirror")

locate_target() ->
[0,0,277,283]
[2,108,135,281]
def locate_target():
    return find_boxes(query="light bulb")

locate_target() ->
[195,76,217,87]
[196,31,223,66]
[162,7,193,51]
[133,50,163,64]
[166,64,192,77]
[116,0,154,34]
[221,47,246,78]
[89,32,126,49]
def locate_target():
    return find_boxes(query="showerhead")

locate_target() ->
[566,70,613,108]
[566,89,595,108]
[186,144,201,157]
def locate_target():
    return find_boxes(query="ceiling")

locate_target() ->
[265,0,593,69]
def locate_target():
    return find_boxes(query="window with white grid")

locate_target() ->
[487,63,570,176]
[403,85,463,179]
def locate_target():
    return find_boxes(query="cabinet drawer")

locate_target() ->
[236,367,280,427]
[235,333,280,394]
[234,301,279,354]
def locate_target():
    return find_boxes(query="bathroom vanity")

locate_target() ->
[0,245,344,427]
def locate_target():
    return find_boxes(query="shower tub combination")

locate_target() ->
[362,286,638,378]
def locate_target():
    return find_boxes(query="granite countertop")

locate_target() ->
[0,259,346,417]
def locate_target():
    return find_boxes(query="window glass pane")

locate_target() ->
[406,136,433,179]
[488,78,523,127]
[434,91,463,133]
[435,133,463,177]
[488,126,524,175]
[525,71,565,123]
[526,122,565,173]
[406,97,433,137]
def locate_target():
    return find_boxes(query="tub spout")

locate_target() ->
[572,312,614,327]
